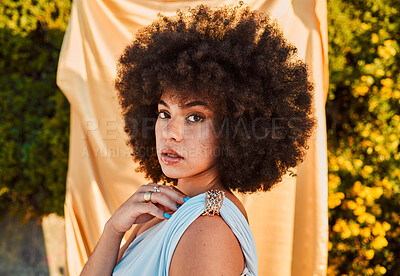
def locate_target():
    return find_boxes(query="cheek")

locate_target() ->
[191,128,217,162]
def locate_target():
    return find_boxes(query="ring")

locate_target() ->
[143,191,152,202]
[153,186,161,193]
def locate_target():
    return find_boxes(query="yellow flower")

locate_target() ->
[353,181,362,193]
[360,227,371,238]
[356,197,364,205]
[343,160,353,170]
[380,87,392,98]
[376,69,385,77]
[354,86,369,96]
[365,249,375,260]
[381,78,394,87]
[333,222,342,232]
[347,200,357,210]
[337,242,347,251]
[365,213,376,224]
[341,228,352,239]
[384,40,395,46]
[392,212,399,223]
[382,221,391,231]
[371,187,383,199]
[354,205,366,216]
[367,268,374,275]
[362,165,374,174]
[372,222,385,236]
[349,223,360,236]
[371,33,379,44]
[361,23,371,30]
[353,159,363,168]
[371,236,388,249]
[378,266,387,274]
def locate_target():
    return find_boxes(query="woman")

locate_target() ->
[81,3,316,275]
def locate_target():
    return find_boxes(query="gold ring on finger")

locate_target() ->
[143,191,152,202]
[153,186,161,193]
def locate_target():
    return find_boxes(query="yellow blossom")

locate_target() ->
[372,222,386,236]
[349,223,360,236]
[354,86,369,96]
[353,159,363,168]
[328,241,332,251]
[382,221,391,231]
[353,181,362,193]
[337,242,347,251]
[378,266,387,274]
[376,69,385,76]
[360,227,371,238]
[354,205,366,216]
[361,23,370,30]
[365,213,376,224]
[365,249,375,260]
[381,78,394,87]
[371,33,379,44]
[347,200,357,210]
[384,40,395,46]
[356,197,364,205]
[362,165,374,174]
[371,236,388,249]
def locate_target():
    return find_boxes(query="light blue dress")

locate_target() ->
[113,191,258,275]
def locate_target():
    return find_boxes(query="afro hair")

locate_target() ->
[114,3,317,193]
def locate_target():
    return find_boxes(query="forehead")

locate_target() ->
[159,88,213,109]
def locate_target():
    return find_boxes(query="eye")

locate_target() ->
[187,114,204,123]
[156,110,170,119]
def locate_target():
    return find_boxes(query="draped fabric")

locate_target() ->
[113,192,258,275]
[56,0,328,275]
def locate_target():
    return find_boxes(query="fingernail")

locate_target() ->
[184,197,190,202]
[164,213,171,219]
[177,204,182,208]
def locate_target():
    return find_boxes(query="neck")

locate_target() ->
[176,165,226,197]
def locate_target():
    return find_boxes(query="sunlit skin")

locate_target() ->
[81,90,247,275]
[155,90,227,197]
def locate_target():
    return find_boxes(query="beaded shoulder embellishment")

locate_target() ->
[201,189,225,216]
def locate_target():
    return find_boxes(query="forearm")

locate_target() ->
[80,220,125,276]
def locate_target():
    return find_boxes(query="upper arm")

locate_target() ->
[169,215,245,276]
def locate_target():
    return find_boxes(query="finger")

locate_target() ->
[151,184,187,204]
[143,191,179,211]
[136,202,170,220]
[140,183,188,205]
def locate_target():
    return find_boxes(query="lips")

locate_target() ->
[161,147,184,165]
[161,148,183,158]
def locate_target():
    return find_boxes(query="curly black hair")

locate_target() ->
[114,3,317,193]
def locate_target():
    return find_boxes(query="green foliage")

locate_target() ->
[0,0,71,219]
[327,0,400,274]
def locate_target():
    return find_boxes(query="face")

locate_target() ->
[155,92,218,180]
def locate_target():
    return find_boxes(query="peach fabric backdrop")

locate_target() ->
[56,0,328,275]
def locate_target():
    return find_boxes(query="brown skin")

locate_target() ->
[115,4,317,194]
[82,93,249,275]
[116,94,249,273]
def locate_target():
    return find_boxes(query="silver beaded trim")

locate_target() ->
[201,190,225,216]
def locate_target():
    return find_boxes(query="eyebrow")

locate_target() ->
[158,100,210,109]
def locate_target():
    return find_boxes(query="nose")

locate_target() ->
[162,117,183,142]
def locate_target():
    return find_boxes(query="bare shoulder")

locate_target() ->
[225,192,249,223]
[169,214,244,275]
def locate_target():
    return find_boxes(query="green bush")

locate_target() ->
[0,0,71,219]
[327,0,400,274]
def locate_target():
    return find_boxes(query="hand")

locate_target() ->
[107,183,187,234]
